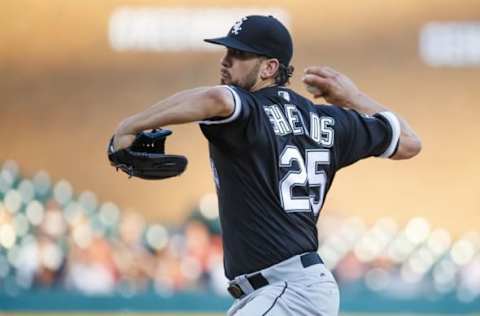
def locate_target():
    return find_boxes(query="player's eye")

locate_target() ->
[228,48,259,60]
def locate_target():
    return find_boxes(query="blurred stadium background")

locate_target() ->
[1,0,480,315]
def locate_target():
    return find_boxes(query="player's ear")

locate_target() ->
[260,58,280,80]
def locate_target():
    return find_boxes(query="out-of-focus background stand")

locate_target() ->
[1,1,479,314]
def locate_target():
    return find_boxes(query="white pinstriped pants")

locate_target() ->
[227,253,340,316]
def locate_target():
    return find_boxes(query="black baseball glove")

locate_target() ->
[108,129,188,180]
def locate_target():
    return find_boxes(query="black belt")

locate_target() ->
[227,252,323,299]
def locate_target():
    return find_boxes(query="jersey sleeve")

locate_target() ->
[330,107,401,170]
[198,85,256,148]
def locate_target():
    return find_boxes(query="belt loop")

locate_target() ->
[234,275,255,294]
[300,252,323,268]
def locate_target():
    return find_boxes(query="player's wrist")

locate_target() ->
[345,91,386,115]
[112,134,134,151]
[345,90,366,105]
[116,117,142,136]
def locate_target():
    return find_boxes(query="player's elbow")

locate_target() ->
[404,136,422,159]
[203,86,235,118]
[392,135,422,160]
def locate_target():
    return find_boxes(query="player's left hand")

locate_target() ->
[302,66,361,107]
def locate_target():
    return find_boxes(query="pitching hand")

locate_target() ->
[302,66,361,107]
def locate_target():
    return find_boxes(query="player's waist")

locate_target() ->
[227,252,328,299]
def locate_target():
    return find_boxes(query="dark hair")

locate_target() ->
[275,64,294,86]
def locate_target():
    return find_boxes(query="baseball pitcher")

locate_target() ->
[111,15,421,316]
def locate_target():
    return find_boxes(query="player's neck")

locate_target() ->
[249,79,277,92]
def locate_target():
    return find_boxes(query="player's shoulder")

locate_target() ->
[278,87,312,105]
[268,87,345,118]
[253,86,316,108]
[228,85,309,108]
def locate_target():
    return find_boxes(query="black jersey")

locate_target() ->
[199,85,400,280]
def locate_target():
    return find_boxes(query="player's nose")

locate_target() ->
[220,51,231,68]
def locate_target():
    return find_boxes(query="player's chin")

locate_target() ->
[220,78,230,85]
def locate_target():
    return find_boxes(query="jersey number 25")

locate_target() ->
[279,145,330,216]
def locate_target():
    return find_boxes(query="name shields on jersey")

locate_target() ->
[263,103,335,147]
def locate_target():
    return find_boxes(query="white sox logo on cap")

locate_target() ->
[204,15,293,66]
[231,17,248,35]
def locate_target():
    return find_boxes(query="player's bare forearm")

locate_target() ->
[113,86,234,150]
[302,66,422,159]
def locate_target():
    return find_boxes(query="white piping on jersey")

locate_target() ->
[199,85,242,125]
[377,111,401,158]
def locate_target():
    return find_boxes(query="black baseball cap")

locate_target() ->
[204,15,293,66]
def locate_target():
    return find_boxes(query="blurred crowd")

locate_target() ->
[0,160,479,303]
[0,160,226,297]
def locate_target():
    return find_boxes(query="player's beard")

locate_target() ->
[220,61,261,91]
[241,61,262,91]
